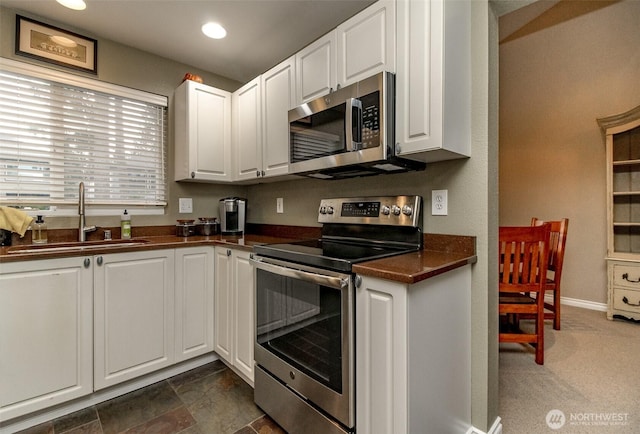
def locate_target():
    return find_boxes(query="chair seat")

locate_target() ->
[499,292,536,304]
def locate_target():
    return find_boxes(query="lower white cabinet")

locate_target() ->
[214,247,255,384]
[175,246,215,362]
[93,249,175,390]
[356,266,472,434]
[0,257,93,421]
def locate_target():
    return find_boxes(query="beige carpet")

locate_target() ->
[499,305,640,433]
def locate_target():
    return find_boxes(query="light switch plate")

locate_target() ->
[432,190,448,216]
[179,197,193,213]
[276,197,284,214]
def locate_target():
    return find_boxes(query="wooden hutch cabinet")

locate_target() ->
[599,105,640,321]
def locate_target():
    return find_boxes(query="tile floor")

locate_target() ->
[17,360,286,434]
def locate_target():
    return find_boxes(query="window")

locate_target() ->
[0,58,167,215]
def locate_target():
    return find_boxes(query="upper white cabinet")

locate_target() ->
[233,58,293,182]
[395,0,471,162]
[174,80,232,182]
[0,257,93,421]
[261,57,295,178]
[296,1,395,105]
[336,0,396,87]
[232,77,263,181]
[296,31,337,104]
[94,249,175,390]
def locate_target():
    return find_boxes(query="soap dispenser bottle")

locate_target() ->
[32,215,47,244]
[121,209,131,239]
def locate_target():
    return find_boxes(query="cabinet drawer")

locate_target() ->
[612,264,640,289]
[612,288,640,316]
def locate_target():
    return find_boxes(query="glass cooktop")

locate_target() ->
[254,238,417,272]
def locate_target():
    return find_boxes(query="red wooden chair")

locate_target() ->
[499,224,551,365]
[531,218,569,330]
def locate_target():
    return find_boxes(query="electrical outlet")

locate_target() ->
[432,190,448,216]
[276,197,284,214]
[179,197,193,213]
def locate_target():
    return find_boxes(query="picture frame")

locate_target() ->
[15,15,97,74]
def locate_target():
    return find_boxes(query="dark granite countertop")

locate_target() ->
[0,226,476,284]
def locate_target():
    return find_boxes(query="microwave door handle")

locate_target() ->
[346,98,362,151]
[251,257,349,290]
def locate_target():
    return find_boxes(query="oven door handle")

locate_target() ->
[251,257,349,290]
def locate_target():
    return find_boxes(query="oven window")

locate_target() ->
[290,103,347,162]
[256,269,343,393]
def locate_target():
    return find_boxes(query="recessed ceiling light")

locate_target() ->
[56,0,87,10]
[202,22,227,39]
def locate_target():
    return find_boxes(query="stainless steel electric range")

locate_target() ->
[251,196,423,434]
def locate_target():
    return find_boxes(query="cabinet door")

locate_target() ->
[336,0,396,87]
[356,276,408,434]
[214,247,233,363]
[233,250,255,383]
[296,31,337,104]
[395,0,471,162]
[233,77,263,181]
[261,57,295,178]
[0,257,93,421]
[174,80,232,182]
[175,247,214,362]
[94,250,175,390]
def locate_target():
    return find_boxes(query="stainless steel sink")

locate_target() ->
[7,239,150,254]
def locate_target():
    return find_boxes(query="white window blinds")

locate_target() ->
[0,59,167,208]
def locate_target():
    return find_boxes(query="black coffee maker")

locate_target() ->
[219,197,246,235]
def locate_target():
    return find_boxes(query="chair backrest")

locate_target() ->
[499,224,551,289]
[531,218,569,279]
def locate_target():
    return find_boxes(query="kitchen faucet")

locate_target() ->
[78,182,97,242]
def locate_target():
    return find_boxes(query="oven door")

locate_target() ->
[251,256,354,429]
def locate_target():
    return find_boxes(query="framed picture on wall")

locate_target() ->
[15,15,97,74]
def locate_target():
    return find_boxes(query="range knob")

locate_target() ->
[319,206,326,214]
[402,205,413,216]
[381,205,391,215]
[391,205,401,216]
[326,206,334,215]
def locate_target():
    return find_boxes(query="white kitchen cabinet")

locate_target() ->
[232,77,262,181]
[0,257,93,421]
[296,1,395,105]
[174,80,232,182]
[260,57,295,178]
[234,58,293,182]
[175,246,215,362]
[296,31,337,104]
[336,0,396,87]
[395,0,471,162]
[94,249,175,390]
[356,266,471,434]
[214,247,255,384]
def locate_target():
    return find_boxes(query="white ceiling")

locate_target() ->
[0,0,375,84]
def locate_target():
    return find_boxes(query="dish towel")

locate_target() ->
[0,206,34,237]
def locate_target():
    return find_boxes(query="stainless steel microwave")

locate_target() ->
[288,72,425,179]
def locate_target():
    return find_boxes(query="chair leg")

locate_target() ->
[535,297,545,365]
[553,289,561,330]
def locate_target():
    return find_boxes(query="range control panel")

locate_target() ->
[318,196,422,227]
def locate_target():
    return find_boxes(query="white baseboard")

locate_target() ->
[546,294,607,312]
[468,416,502,434]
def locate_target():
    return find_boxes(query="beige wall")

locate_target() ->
[499,0,640,305]
[1,3,499,431]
